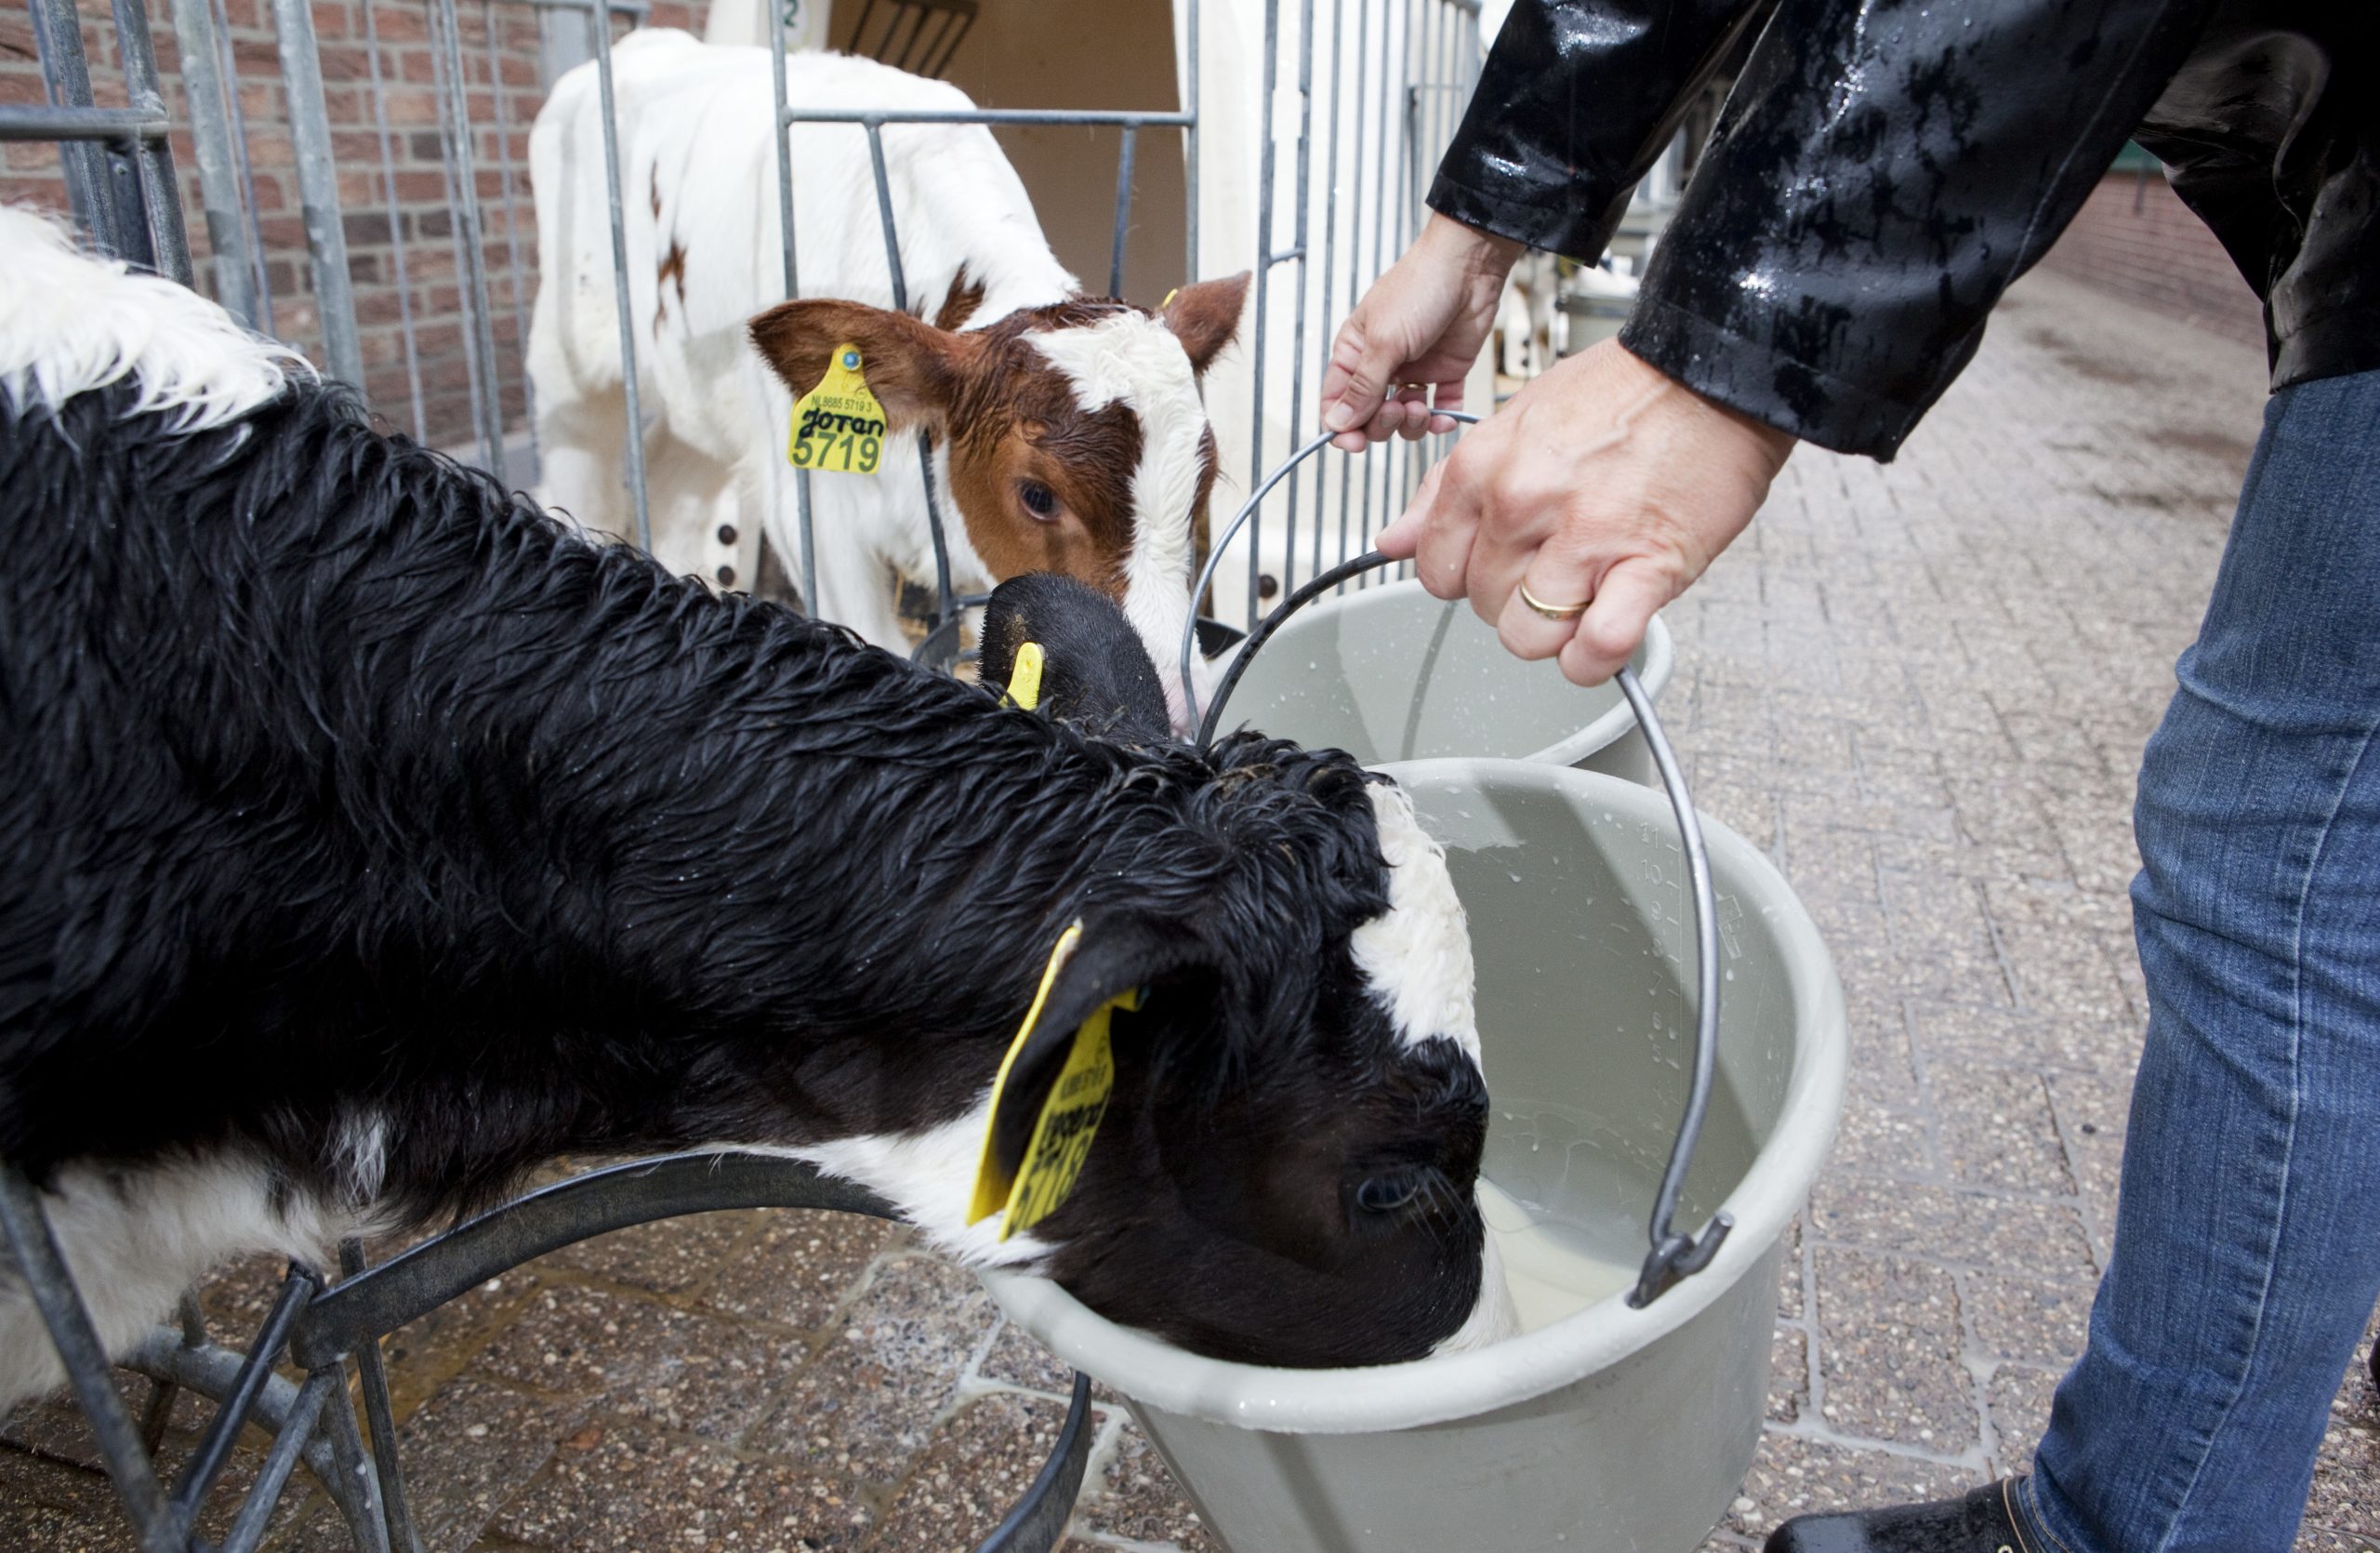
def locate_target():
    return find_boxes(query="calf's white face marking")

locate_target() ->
[1351,782,1481,1064]
[1026,311,1214,732]
[1351,783,1519,1357]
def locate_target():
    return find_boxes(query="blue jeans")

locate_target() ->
[2020,368,2380,1553]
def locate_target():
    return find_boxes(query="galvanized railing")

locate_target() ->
[0,1153,1096,1553]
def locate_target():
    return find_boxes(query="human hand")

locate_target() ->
[1318,213,1524,453]
[1376,338,1796,685]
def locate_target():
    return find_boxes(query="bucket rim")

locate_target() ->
[981,762,1847,1435]
[1209,579,1673,767]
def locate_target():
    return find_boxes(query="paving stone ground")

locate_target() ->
[4,270,2374,1550]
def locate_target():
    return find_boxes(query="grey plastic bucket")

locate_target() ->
[982,759,1846,1553]
[1211,579,1674,783]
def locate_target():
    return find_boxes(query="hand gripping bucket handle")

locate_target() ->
[1183,413,1732,1307]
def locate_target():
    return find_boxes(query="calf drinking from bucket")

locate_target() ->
[0,212,1513,1411]
[527,32,1246,732]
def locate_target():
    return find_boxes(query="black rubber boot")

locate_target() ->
[1763,1478,2037,1553]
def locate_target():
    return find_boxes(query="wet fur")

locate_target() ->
[1,373,1487,1377]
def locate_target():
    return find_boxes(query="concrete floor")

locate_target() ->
[4,268,2373,1550]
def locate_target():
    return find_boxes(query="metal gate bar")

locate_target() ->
[1230,0,1479,620]
[270,0,364,384]
[4,1152,1097,1553]
[7,0,188,282]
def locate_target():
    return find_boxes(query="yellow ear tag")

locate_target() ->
[787,343,887,474]
[1004,641,1045,712]
[968,922,1144,1241]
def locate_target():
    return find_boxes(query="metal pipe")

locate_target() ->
[0,1164,180,1553]
[782,106,1193,128]
[1334,0,1368,591]
[360,0,427,440]
[1280,0,1315,591]
[107,0,192,285]
[313,1353,395,1553]
[1316,0,1344,585]
[429,0,506,469]
[169,1267,314,1519]
[587,0,654,549]
[430,0,493,461]
[117,1326,380,1548]
[764,0,818,607]
[1357,0,1391,581]
[167,0,254,325]
[1619,666,1736,1308]
[294,1154,896,1366]
[216,1366,336,1553]
[862,122,955,621]
[270,0,364,384]
[0,104,165,140]
[484,0,539,471]
[29,0,137,261]
[339,1238,421,1553]
[1107,124,1137,299]
[1247,0,1279,623]
[211,0,275,336]
[1184,0,1199,284]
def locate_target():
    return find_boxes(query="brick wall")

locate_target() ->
[2039,166,2266,352]
[3,0,699,452]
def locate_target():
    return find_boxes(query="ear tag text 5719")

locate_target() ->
[968,923,1142,1241]
[787,343,886,474]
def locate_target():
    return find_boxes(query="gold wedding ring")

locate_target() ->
[1517,580,1590,620]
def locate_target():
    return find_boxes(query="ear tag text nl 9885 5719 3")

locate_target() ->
[968,921,1143,1241]
[787,342,887,474]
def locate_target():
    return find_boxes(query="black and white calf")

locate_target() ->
[0,212,1514,1409]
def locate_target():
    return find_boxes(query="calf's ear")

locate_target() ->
[747,299,979,434]
[982,910,1210,1200]
[1160,272,1251,378]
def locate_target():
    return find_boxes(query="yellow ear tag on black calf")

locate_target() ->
[1004,642,1045,712]
[968,922,1142,1241]
[787,342,887,474]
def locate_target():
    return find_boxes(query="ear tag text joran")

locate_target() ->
[787,343,886,474]
[969,922,1142,1241]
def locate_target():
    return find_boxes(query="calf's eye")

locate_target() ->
[1355,1175,1421,1215]
[1020,480,1058,520]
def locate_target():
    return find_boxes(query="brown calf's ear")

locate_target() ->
[747,299,979,435]
[1161,272,1251,378]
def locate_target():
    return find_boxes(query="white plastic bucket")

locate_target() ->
[1210,579,1674,783]
[983,760,1846,1553]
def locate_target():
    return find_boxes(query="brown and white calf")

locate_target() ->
[527,31,1245,728]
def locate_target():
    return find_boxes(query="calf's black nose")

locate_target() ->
[980,574,1172,744]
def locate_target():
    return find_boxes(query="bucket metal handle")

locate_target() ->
[1188,413,1732,1309]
